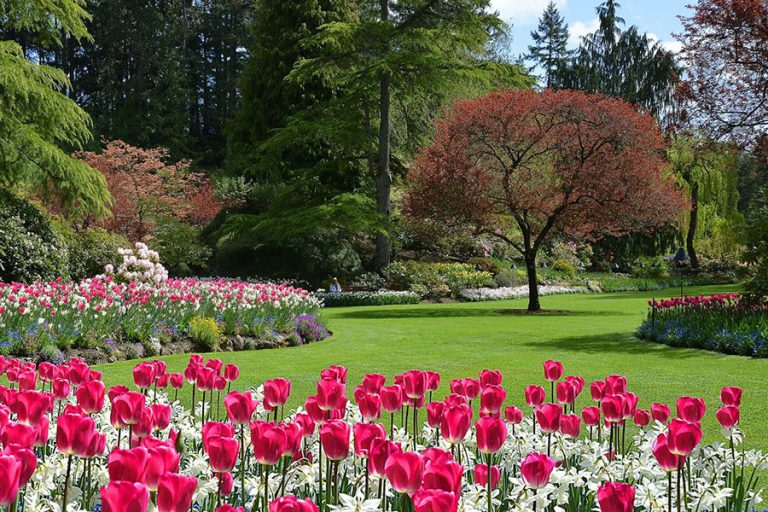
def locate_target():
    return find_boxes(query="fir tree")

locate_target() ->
[0,0,110,216]
[527,1,570,88]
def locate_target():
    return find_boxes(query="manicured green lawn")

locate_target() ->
[97,284,768,449]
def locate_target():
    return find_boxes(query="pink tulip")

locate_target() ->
[520,453,555,489]
[385,451,424,494]
[597,482,635,512]
[100,481,150,512]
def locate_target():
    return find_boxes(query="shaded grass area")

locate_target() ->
[96,284,768,449]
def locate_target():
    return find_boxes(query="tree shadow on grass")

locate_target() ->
[520,331,729,359]
[332,307,627,320]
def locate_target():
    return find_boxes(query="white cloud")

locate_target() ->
[490,0,567,25]
[568,18,599,47]
[647,32,683,54]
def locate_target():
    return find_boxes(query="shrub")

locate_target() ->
[295,314,330,343]
[466,257,504,275]
[320,290,421,307]
[106,242,168,284]
[494,269,527,287]
[61,226,129,280]
[630,256,669,279]
[384,261,492,298]
[347,272,386,290]
[189,316,220,352]
[551,258,576,277]
[153,217,212,276]
[0,190,69,282]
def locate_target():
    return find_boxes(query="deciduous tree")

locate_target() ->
[404,89,687,311]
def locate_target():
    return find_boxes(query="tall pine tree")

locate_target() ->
[527,1,570,88]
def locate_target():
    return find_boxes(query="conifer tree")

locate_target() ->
[527,1,570,88]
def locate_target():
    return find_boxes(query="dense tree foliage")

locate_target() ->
[404,89,687,311]
[0,0,110,216]
[527,1,570,88]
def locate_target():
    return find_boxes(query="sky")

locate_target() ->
[492,0,691,59]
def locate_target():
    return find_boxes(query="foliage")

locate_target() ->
[0,25,109,216]
[0,190,69,282]
[466,257,504,276]
[0,277,320,353]
[294,314,330,343]
[676,0,768,145]
[188,316,220,352]
[527,1,571,88]
[319,290,421,307]
[153,217,212,276]
[384,261,492,298]
[404,88,687,311]
[630,256,670,279]
[638,293,768,357]
[494,269,527,288]
[346,272,387,291]
[557,0,678,124]
[76,140,221,241]
[60,225,129,281]
[551,258,576,277]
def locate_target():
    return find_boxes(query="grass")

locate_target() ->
[96,284,768,450]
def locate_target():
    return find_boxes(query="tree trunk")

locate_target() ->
[525,252,541,312]
[373,0,392,271]
[686,181,699,269]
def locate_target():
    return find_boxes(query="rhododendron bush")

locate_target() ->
[0,356,763,512]
[0,277,320,357]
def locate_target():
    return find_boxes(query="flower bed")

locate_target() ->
[459,285,588,302]
[636,293,768,357]
[319,290,421,307]
[0,277,322,362]
[0,356,762,512]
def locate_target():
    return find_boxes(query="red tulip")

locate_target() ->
[504,405,523,424]
[651,403,670,423]
[597,482,635,512]
[716,406,739,429]
[100,481,149,512]
[83,432,106,458]
[385,451,424,494]
[667,418,702,456]
[524,385,546,408]
[535,403,562,433]
[440,404,472,444]
[463,379,481,400]
[601,395,624,423]
[426,402,446,428]
[402,370,428,399]
[294,413,315,438]
[604,375,627,395]
[479,369,502,387]
[582,406,601,426]
[196,367,216,391]
[444,394,467,407]
[676,397,706,423]
[33,416,50,447]
[353,422,386,458]
[1,422,36,449]
[422,460,463,494]
[320,420,350,460]
[0,455,21,507]
[268,495,319,512]
[108,447,150,483]
[132,407,154,439]
[652,433,680,472]
[169,373,184,389]
[720,386,742,407]
[133,361,157,389]
[412,489,458,512]
[634,409,651,427]
[14,390,52,426]
[480,385,506,414]
[358,393,382,421]
[225,391,258,425]
[56,413,96,456]
[203,422,236,445]
[2,446,34,489]
[151,404,172,431]
[304,396,326,425]
[426,371,441,391]
[184,364,199,384]
[368,438,401,477]
[157,472,197,512]
[53,379,71,400]
[475,416,507,454]
[590,381,606,402]
[560,414,581,438]
[520,453,555,489]
[363,373,387,394]
[543,360,564,381]
[474,463,501,490]
[251,421,287,465]
[316,378,345,411]
[17,370,36,391]
[144,446,181,491]
[381,386,404,413]
[204,435,238,473]
[264,378,292,410]
[280,422,303,458]
[113,391,146,426]
[556,381,576,405]
[224,364,240,382]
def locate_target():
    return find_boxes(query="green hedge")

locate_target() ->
[319,291,421,307]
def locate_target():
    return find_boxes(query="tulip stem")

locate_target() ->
[318,443,323,511]
[279,458,288,496]
[61,454,73,511]
[487,454,493,512]
[412,406,418,449]
[240,424,247,507]
[202,391,206,422]
[263,464,269,512]
[192,386,197,422]
[668,471,673,512]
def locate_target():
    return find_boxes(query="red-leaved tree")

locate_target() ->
[76,140,221,240]
[676,0,768,145]
[404,89,687,311]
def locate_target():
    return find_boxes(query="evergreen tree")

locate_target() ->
[527,1,570,88]
[0,0,110,216]
[558,0,678,122]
